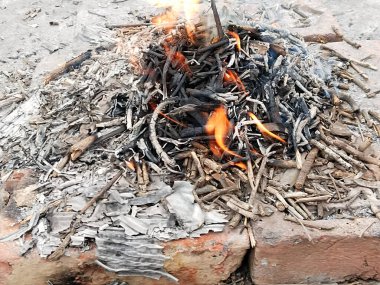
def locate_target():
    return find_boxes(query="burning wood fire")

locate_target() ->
[4,0,380,281]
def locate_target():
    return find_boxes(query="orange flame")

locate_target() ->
[152,8,177,32]
[163,44,192,76]
[248,112,286,144]
[228,161,247,170]
[126,161,136,171]
[149,0,200,41]
[223,70,246,93]
[205,106,242,158]
[227,31,241,51]
[173,51,193,76]
[234,162,247,170]
[149,102,187,127]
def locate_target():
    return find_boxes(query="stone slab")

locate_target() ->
[250,213,380,284]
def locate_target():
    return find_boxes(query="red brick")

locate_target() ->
[250,213,380,284]
[0,212,249,285]
[4,169,37,193]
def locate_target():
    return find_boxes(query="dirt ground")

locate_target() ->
[1,0,380,90]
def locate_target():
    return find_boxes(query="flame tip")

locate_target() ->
[206,106,242,159]
[248,112,286,144]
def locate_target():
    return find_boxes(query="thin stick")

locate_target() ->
[44,50,92,84]
[359,220,377,238]
[225,200,255,219]
[284,215,335,230]
[202,186,238,201]
[266,186,304,220]
[303,33,342,43]
[350,62,369,80]
[48,170,123,261]
[310,139,352,170]
[80,170,123,214]
[149,99,177,168]
[249,156,267,205]
[210,0,224,39]
[294,148,319,190]
[321,45,377,70]
[329,145,366,169]
[106,22,152,29]
[246,159,256,205]
[332,26,361,49]
[162,47,176,99]
[332,139,380,166]
[191,151,205,179]
[247,221,256,248]
[296,195,332,203]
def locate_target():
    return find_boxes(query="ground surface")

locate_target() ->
[1,0,380,89]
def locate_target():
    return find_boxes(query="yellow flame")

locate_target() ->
[148,0,200,38]
[248,112,286,144]
[205,106,242,158]
[148,0,200,23]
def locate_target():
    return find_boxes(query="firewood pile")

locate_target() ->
[1,0,380,281]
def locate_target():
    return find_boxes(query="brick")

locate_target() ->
[0,212,249,285]
[250,213,380,284]
[3,169,37,193]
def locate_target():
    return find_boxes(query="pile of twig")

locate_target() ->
[108,5,380,229]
